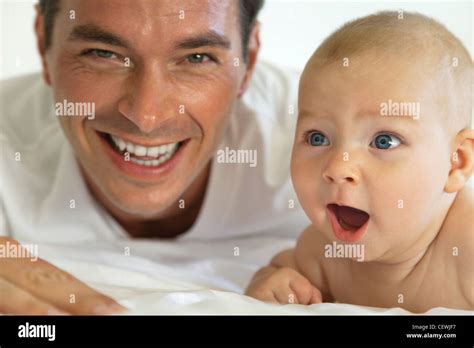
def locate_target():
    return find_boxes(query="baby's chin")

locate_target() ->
[309,211,400,263]
[304,201,432,262]
[322,232,396,263]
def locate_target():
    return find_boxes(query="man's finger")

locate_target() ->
[0,250,125,314]
[0,277,67,315]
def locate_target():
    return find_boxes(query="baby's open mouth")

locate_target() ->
[327,204,369,231]
[326,204,370,242]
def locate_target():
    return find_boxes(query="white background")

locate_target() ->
[0,0,472,79]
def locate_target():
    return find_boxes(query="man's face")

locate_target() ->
[291,53,453,262]
[40,0,251,218]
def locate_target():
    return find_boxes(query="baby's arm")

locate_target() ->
[245,248,323,305]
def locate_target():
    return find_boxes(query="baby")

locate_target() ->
[246,11,473,312]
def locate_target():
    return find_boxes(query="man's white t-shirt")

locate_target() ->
[0,62,308,243]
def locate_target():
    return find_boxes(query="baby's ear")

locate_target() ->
[444,128,474,193]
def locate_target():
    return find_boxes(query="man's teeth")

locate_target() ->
[110,134,179,162]
[129,153,173,167]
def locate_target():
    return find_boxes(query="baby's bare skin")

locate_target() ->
[296,188,473,312]
[246,188,473,312]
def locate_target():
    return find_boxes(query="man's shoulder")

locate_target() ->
[243,61,301,123]
[0,73,64,194]
[0,73,56,146]
[0,73,49,110]
[232,61,301,187]
[250,61,301,95]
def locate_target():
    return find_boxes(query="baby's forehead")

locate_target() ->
[298,64,444,130]
[299,11,471,132]
[301,54,437,107]
[304,50,434,84]
[298,102,424,123]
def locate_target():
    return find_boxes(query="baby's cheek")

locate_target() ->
[369,150,448,239]
[291,156,321,220]
[401,147,449,207]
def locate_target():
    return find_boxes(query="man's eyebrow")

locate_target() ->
[68,25,230,51]
[68,24,130,48]
[175,31,231,50]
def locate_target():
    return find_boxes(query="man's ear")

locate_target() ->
[238,21,261,98]
[34,4,51,86]
[445,128,474,193]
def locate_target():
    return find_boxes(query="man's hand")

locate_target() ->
[0,237,126,315]
[245,266,322,305]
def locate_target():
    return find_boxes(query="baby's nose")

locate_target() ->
[322,155,360,185]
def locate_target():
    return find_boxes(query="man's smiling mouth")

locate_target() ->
[98,132,189,174]
[99,131,186,168]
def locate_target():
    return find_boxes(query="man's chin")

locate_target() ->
[106,197,179,221]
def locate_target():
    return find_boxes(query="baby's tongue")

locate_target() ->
[336,206,369,231]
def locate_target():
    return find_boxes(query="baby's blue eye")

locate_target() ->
[370,134,401,150]
[307,132,330,146]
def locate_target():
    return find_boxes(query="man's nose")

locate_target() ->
[322,151,361,185]
[118,66,175,134]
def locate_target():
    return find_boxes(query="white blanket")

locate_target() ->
[28,237,471,315]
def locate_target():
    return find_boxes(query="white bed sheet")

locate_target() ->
[26,237,471,315]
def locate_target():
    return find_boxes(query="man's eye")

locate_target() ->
[86,49,117,59]
[370,134,401,150]
[307,131,330,146]
[186,53,212,64]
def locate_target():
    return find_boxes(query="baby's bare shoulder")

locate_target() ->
[294,224,334,299]
[441,188,474,251]
[294,225,319,270]
[437,188,474,306]
[294,224,328,266]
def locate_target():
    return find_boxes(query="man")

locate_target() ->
[0,0,306,314]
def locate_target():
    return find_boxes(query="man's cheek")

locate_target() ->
[191,87,235,136]
[198,76,237,106]
[57,118,88,154]
[53,55,121,100]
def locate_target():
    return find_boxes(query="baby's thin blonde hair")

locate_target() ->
[306,10,472,131]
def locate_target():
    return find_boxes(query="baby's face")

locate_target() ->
[291,54,454,262]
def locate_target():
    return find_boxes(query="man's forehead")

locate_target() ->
[59,0,239,53]
[65,0,234,15]
[62,0,237,29]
